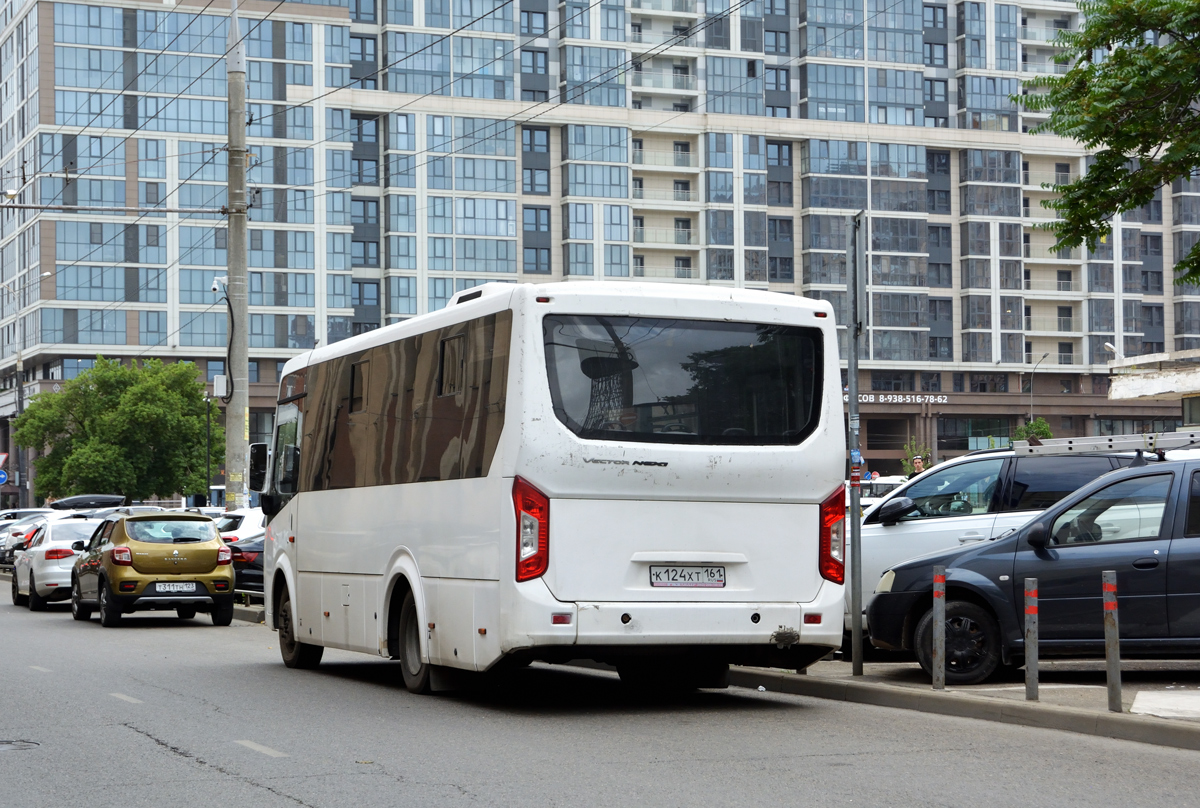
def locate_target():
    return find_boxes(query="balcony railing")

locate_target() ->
[1023,170,1076,186]
[632,187,700,202]
[630,30,697,47]
[1024,243,1080,261]
[632,148,698,167]
[1019,26,1072,42]
[1024,315,1079,332]
[630,69,697,91]
[633,226,697,245]
[631,0,697,12]
[1023,205,1061,220]
[1024,278,1081,293]
[1024,352,1077,365]
[634,263,698,279]
[1021,61,1071,75]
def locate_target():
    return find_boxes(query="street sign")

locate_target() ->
[0,453,8,468]
[0,470,10,485]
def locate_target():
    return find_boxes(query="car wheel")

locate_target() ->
[176,607,197,620]
[914,599,1003,686]
[211,600,234,627]
[27,572,47,612]
[10,570,27,607]
[98,579,122,627]
[71,579,92,621]
[397,589,430,694]
[278,588,322,669]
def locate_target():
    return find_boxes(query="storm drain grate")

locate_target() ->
[0,740,39,751]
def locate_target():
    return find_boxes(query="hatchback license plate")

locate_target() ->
[157,582,196,593]
[649,566,725,588]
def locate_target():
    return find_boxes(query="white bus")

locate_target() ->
[250,281,846,693]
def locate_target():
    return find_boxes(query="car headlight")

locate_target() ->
[875,570,896,594]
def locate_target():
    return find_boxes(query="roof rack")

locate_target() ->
[1012,431,1200,456]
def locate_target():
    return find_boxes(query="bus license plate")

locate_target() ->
[157,582,196,593]
[649,566,726,588]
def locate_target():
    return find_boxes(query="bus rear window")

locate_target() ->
[543,315,822,445]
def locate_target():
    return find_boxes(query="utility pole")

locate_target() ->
[15,311,26,508]
[225,1,249,511]
[846,210,867,676]
[206,394,212,507]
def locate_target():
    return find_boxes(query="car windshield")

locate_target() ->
[215,515,243,532]
[543,315,822,445]
[49,522,98,543]
[126,520,218,544]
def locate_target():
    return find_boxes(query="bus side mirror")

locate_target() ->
[260,493,281,519]
[248,443,268,493]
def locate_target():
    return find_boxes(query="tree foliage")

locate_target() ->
[1024,0,1200,281]
[13,358,222,501]
[1013,417,1054,442]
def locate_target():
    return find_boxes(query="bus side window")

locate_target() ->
[350,361,369,414]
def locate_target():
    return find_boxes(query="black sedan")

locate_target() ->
[231,535,264,593]
[868,458,1200,685]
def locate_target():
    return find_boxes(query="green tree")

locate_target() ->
[13,357,222,501]
[1024,0,1200,281]
[899,436,932,476]
[1013,417,1054,442]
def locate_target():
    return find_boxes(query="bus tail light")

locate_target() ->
[513,477,549,582]
[818,486,846,585]
[111,546,133,566]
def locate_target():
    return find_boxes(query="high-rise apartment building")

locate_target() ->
[0,0,1184,492]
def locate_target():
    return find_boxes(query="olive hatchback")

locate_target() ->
[70,512,235,626]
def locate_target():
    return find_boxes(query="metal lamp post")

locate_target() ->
[1029,351,1050,424]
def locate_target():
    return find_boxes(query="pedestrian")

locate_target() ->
[908,456,925,479]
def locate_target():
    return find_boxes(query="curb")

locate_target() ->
[729,668,1200,753]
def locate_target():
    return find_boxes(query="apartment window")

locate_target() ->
[923,79,946,103]
[521,49,547,73]
[765,31,789,54]
[522,128,549,153]
[767,142,792,166]
[351,199,379,225]
[970,374,1007,393]
[871,371,915,391]
[523,246,551,273]
[350,35,376,61]
[921,372,941,391]
[765,0,787,13]
[520,10,546,33]
[350,115,378,142]
[768,181,793,206]
[923,42,947,66]
[923,4,946,27]
[523,168,549,194]
[927,189,951,214]
[523,206,550,231]
[352,240,379,266]
[766,67,788,92]
[522,89,549,101]
[351,159,378,184]
[767,217,793,241]
[929,337,951,359]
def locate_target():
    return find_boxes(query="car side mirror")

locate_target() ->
[71,541,85,552]
[11,543,24,552]
[877,496,914,525]
[1027,522,1049,549]
[248,442,269,493]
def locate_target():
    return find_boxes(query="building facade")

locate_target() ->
[0,0,1185,497]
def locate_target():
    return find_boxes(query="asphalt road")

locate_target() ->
[5,603,1200,808]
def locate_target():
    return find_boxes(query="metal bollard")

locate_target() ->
[1024,578,1038,701]
[1102,570,1122,712]
[932,565,946,690]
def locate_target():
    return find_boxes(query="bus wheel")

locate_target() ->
[398,589,431,694]
[278,587,323,669]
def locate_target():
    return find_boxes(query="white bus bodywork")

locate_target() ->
[259,282,846,688]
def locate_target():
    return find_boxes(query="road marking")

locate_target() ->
[28,666,51,672]
[1131,691,1200,719]
[110,693,143,704]
[235,740,289,758]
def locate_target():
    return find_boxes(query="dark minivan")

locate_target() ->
[868,459,1200,684]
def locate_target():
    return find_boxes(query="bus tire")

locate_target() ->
[278,587,323,669]
[398,589,431,694]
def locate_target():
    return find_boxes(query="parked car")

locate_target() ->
[10,517,103,610]
[214,508,265,543]
[0,509,54,563]
[231,533,264,593]
[1,513,70,565]
[847,451,1141,633]
[70,511,235,626]
[867,459,1200,685]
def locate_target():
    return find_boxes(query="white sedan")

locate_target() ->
[215,508,265,543]
[10,518,102,610]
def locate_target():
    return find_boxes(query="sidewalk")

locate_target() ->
[730,658,1200,752]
